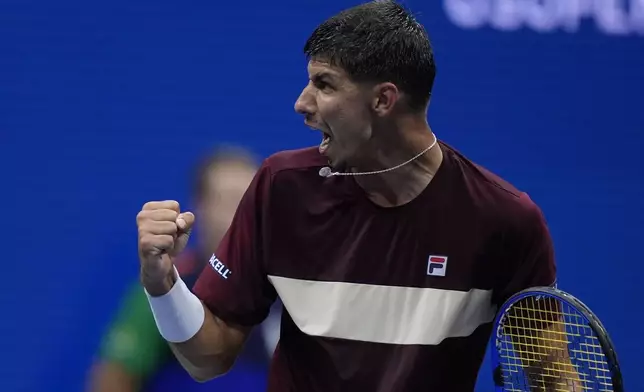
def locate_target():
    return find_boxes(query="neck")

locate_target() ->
[352,117,442,207]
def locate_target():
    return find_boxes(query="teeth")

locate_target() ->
[319,135,330,154]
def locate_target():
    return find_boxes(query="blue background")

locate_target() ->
[1,1,642,391]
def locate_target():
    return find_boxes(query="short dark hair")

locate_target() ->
[192,145,258,200]
[303,0,436,111]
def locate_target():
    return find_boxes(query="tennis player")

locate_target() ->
[137,1,557,391]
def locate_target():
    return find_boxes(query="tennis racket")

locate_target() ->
[490,286,623,392]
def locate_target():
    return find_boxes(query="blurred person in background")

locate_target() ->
[87,146,281,392]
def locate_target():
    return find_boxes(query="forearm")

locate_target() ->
[168,305,247,381]
[143,268,248,381]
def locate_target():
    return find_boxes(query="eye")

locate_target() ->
[313,79,332,92]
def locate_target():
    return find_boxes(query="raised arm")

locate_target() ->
[138,161,276,381]
[137,201,250,381]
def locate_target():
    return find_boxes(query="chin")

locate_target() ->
[323,144,351,171]
[327,156,348,172]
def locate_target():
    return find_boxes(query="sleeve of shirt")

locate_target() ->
[192,160,277,327]
[493,194,557,306]
[98,282,171,378]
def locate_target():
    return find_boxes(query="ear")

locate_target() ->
[371,82,399,116]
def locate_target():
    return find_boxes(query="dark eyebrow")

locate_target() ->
[311,72,335,83]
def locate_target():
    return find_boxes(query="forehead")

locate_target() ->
[306,59,349,81]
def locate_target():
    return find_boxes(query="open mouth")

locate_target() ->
[306,121,333,155]
[318,129,333,155]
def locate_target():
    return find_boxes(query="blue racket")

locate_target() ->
[491,286,623,391]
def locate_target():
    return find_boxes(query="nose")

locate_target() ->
[294,84,315,116]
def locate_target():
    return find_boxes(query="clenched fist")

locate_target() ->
[137,200,195,295]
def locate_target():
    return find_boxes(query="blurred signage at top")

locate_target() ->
[444,0,644,36]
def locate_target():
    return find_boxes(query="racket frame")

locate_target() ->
[490,286,624,392]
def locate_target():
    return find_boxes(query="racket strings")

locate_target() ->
[497,296,613,391]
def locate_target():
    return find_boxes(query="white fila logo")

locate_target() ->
[209,254,232,279]
[427,255,448,277]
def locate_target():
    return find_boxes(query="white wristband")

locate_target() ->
[144,266,206,343]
